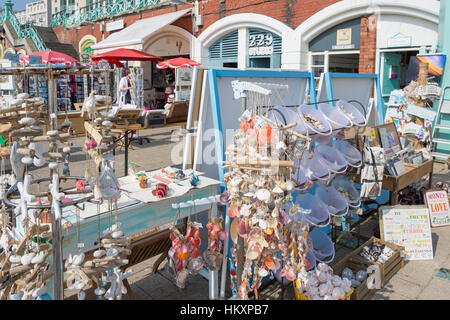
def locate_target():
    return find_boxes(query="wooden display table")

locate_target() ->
[354,159,434,205]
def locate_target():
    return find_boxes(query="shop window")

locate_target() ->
[247,28,281,69]
[208,31,238,68]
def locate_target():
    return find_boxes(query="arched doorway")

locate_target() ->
[196,13,294,69]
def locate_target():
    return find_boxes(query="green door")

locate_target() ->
[382,52,402,104]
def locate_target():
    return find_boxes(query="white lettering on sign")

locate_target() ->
[249,47,274,56]
[425,190,450,227]
[249,33,273,47]
[249,32,275,56]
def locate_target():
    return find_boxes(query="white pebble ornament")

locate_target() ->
[93,249,106,258]
[112,230,124,239]
[21,252,36,266]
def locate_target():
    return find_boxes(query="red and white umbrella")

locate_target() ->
[19,50,80,66]
[156,57,201,69]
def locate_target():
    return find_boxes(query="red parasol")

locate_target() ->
[20,50,80,66]
[91,48,163,66]
[156,57,201,69]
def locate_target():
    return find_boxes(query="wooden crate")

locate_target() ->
[332,254,377,300]
[349,236,404,288]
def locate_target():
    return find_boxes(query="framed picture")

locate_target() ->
[376,123,402,158]
[412,151,424,165]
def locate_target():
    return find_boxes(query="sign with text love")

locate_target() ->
[379,205,433,261]
[425,190,450,227]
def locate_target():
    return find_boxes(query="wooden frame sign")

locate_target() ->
[425,190,450,227]
[379,205,433,260]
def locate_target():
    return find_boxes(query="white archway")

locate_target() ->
[294,0,440,69]
[143,24,193,57]
[194,13,296,69]
[297,0,439,43]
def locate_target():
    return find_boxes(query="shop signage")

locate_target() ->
[0,59,13,90]
[331,44,355,50]
[380,205,433,260]
[249,32,274,56]
[425,190,450,227]
[336,28,352,46]
[406,104,437,122]
[106,20,124,32]
[387,33,412,48]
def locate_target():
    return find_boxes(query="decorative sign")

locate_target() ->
[331,44,355,50]
[336,28,352,46]
[406,104,437,122]
[106,19,124,32]
[0,59,13,90]
[29,55,42,65]
[387,33,412,48]
[249,32,274,56]
[176,67,192,86]
[425,190,450,227]
[379,205,433,261]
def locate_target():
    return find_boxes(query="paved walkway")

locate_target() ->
[27,126,450,300]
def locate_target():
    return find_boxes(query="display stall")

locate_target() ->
[0,64,221,301]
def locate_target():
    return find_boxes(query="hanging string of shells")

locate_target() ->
[219,81,315,300]
[0,65,124,300]
[65,64,132,300]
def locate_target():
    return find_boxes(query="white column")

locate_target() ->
[238,27,248,69]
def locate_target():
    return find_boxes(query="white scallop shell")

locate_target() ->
[93,249,106,258]
[283,180,295,192]
[258,219,267,229]
[258,268,269,277]
[48,162,58,169]
[73,253,85,266]
[62,147,71,153]
[112,230,124,239]
[21,157,33,165]
[46,130,58,137]
[255,189,270,202]
[229,177,243,187]
[19,117,35,125]
[246,250,259,260]
[272,186,284,195]
[21,252,36,266]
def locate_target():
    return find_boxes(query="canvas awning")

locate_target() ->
[91,8,192,52]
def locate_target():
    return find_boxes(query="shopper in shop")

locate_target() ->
[119,68,132,108]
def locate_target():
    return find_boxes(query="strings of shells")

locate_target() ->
[221,108,313,300]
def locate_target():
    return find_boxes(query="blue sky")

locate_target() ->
[8,0,28,11]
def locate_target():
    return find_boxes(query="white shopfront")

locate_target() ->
[91,9,195,107]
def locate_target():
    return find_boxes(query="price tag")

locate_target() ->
[77,243,85,249]
[50,113,57,119]
[253,116,265,129]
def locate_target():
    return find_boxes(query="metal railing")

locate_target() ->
[50,0,162,28]
[1,6,48,51]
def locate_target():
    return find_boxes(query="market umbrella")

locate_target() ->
[91,48,163,66]
[156,57,201,69]
[20,50,80,66]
